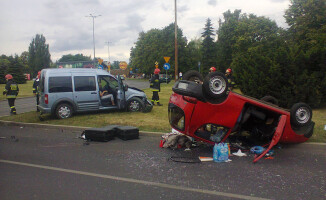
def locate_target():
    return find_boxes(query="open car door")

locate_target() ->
[117,75,126,110]
[253,115,287,163]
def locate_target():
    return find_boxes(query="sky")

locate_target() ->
[0,0,291,63]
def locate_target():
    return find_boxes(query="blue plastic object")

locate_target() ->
[213,143,229,162]
[250,146,266,154]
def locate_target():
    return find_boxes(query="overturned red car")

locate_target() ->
[168,71,314,162]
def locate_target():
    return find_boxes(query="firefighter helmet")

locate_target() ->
[5,74,13,80]
[209,67,216,72]
[226,68,232,73]
[154,68,160,74]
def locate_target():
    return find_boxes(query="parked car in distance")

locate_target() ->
[159,74,171,84]
[168,71,314,162]
[38,68,152,119]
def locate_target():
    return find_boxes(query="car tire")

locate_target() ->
[290,103,312,127]
[183,70,203,83]
[261,96,279,106]
[55,103,73,119]
[127,97,145,112]
[202,72,228,99]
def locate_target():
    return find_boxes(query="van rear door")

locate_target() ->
[73,75,99,111]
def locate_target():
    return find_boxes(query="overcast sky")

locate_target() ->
[0,0,290,62]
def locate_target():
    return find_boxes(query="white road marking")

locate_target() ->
[0,159,270,200]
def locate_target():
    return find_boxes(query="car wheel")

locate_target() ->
[290,103,312,127]
[55,103,73,119]
[203,72,228,99]
[183,70,203,83]
[261,96,279,106]
[127,97,145,112]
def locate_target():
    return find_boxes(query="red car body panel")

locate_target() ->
[169,91,310,144]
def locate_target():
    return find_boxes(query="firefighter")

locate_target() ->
[225,68,235,91]
[209,67,216,73]
[150,68,163,106]
[33,71,41,111]
[3,74,19,115]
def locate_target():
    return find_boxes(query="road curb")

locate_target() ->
[0,120,164,136]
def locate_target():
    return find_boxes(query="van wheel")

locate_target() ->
[56,103,73,119]
[203,72,228,99]
[127,97,144,112]
[290,103,312,127]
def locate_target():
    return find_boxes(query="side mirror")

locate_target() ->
[120,75,125,80]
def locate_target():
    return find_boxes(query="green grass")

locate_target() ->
[0,81,325,142]
[1,80,35,101]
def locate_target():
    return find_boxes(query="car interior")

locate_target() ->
[98,76,118,107]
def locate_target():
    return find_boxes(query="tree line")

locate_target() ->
[129,0,325,108]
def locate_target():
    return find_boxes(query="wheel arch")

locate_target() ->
[51,98,77,115]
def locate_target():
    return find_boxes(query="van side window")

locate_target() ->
[49,77,73,93]
[74,76,96,91]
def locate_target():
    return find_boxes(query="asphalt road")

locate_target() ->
[0,79,150,117]
[0,124,325,200]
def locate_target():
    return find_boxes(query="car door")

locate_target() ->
[117,75,126,110]
[73,74,99,111]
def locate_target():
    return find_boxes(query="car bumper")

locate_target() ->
[38,105,51,114]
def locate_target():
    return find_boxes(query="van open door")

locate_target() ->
[117,75,126,110]
[253,115,287,163]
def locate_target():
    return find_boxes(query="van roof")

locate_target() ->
[42,68,111,76]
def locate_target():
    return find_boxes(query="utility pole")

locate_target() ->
[86,14,101,67]
[105,41,111,73]
[174,0,178,81]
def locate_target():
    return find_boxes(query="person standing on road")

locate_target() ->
[179,71,182,80]
[150,68,162,106]
[225,68,235,91]
[33,71,41,112]
[3,74,19,115]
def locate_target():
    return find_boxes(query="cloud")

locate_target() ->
[208,0,217,6]
[0,0,291,61]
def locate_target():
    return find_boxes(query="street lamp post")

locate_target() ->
[86,14,101,67]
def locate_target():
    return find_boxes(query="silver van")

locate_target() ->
[38,68,152,119]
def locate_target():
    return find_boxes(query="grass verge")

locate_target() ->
[0,82,325,142]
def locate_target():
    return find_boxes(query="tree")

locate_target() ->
[183,38,202,72]
[58,54,92,62]
[28,34,51,77]
[216,9,242,72]
[0,55,10,84]
[284,0,326,107]
[129,23,187,76]
[19,51,30,73]
[6,55,26,84]
[201,18,216,72]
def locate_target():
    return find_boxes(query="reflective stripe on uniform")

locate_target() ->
[6,95,17,98]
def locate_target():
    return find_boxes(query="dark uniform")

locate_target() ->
[225,68,236,92]
[226,74,235,91]
[3,79,19,115]
[150,74,162,106]
[33,77,40,111]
